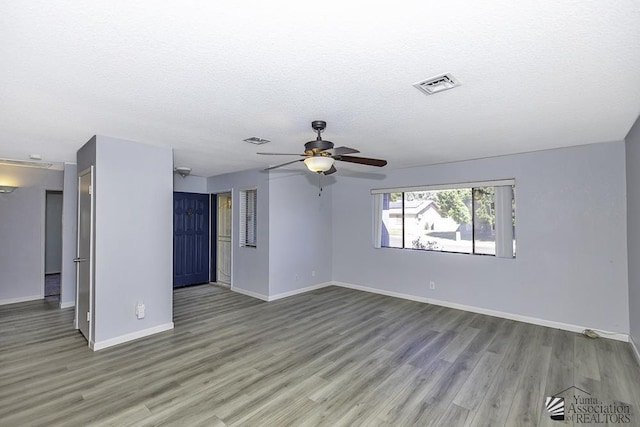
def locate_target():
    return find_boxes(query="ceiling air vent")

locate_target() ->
[413,73,460,96]
[243,137,270,145]
[0,158,53,169]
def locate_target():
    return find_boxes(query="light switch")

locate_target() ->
[136,302,145,319]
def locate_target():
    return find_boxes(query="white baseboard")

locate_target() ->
[231,286,269,301]
[231,282,332,302]
[268,282,332,301]
[0,294,42,305]
[630,336,640,367]
[210,281,230,289]
[90,322,174,351]
[59,301,75,309]
[331,281,629,342]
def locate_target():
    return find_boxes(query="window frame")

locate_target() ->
[372,179,515,258]
[239,188,257,248]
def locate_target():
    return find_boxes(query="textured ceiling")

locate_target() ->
[1,1,639,177]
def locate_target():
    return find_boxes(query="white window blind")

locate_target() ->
[372,194,383,248]
[239,189,257,247]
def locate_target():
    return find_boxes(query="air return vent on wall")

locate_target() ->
[413,73,460,95]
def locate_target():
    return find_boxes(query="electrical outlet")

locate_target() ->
[429,281,435,290]
[312,270,316,277]
[295,273,299,281]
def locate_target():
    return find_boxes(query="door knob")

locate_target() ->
[73,258,87,263]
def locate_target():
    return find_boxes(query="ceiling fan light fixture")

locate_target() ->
[304,156,335,173]
[258,120,387,174]
[0,185,17,193]
[174,167,192,178]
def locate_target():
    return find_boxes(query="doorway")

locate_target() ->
[216,192,232,285]
[44,190,63,303]
[173,192,210,287]
[75,167,93,342]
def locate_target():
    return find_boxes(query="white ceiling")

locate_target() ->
[1,1,639,177]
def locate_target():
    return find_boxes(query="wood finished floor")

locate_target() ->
[1,284,640,426]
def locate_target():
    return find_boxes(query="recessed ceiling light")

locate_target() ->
[243,137,270,145]
[413,73,460,96]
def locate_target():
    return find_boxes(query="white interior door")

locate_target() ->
[217,193,232,284]
[75,167,93,342]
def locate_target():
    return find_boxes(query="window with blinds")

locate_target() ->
[239,189,257,247]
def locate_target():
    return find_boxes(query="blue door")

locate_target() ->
[173,192,210,287]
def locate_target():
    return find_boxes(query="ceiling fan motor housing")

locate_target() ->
[304,139,333,153]
[311,120,327,131]
[305,120,333,154]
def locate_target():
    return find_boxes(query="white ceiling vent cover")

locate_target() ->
[413,73,460,95]
[243,137,270,145]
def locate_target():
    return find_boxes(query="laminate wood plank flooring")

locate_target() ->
[1,284,639,426]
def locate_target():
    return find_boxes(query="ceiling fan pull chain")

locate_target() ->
[318,173,322,196]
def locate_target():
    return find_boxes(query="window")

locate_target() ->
[239,189,257,247]
[373,180,515,257]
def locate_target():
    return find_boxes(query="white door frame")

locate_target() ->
[43,190,63,298]
[215,191,233,287]
[75,166,94,345]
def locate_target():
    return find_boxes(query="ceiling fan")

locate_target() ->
[257,120,387,175]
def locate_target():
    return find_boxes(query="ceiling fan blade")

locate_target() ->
[323,165,337,175]
[257,152,306,156]
[263,158,305,171]
[325,146,360,156]
[337,155,387,167]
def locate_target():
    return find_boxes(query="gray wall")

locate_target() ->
[0,165,63,304]
[45,191,63,274]
[207,168,333,298]
[268,172,333,295]
[208,168,270,297]
[91,136,174,344]
[173,174,207,193]
[60,163,78,308]
[626,115,640,349]
[77,136,97,174]
[332,142,629,334]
